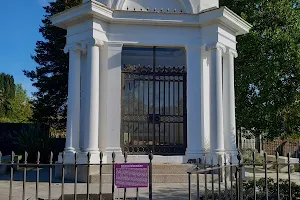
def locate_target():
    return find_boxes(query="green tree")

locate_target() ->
[0,84,32,123]
[0,73,15,118]
[220,0,300,139]
[0,89,4,105]
[8,84,33,123]
[24,0,80,129]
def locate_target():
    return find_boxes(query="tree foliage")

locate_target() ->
[24,0,80,129]
[8,84,33,123]
[0,84,32,123]
[220,0,300,139]
[0,73,15,118]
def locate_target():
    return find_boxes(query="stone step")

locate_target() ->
[56,164,222,183]
[89,174,219,184]
[96,164,198,175]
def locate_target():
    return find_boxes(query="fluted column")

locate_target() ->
[223,48,238,154]
[206,43,226,155]
[81,38,103,161]
[64,43,81,154]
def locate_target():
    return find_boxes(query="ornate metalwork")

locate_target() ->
[121,61,187,155]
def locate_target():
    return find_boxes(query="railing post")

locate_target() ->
[22,152,28,200]
[224,154,228,199]
[237,151,243,200]
[99,152,103,200]
[276,152,280,200]
[203,154,208,200]
[86,152,91,200]
[288,153,291,200]
[218,155,221,200]
[112,152,116,200]
[230,153,233,200]
[9,151,15,200]
[148,151,153,200]
[252,151,256,200]
[188,172,192,200]
[49,152,53,200]
[74,152,78,200]
[211,155,214,200]
[61,152,65,200]
[36,151,40,200]
[123,152,127,200]
[264,152,268,200]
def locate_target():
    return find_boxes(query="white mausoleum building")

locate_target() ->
[51,0,251,164]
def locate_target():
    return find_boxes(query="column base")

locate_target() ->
[77,150,101,164]
[184,149,207,164]
[64,147,76,153]
[57,151,79,164]
[224,149,239,164]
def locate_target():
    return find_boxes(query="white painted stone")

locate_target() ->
[207,43,226,155]
[80,39,103,163]
[185,45,204,159]
[51,0,251,166]
[105,42,123,162]
[64,43,81,159]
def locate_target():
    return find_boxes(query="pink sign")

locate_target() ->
[115,163,148,188]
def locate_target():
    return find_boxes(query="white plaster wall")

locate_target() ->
[108,24,202,47]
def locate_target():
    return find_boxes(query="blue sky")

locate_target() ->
[0,0,53,97]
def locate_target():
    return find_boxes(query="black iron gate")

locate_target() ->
[121,47,187,155]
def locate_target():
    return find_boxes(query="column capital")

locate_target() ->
[82,38,104,48]
[228,48,238,58]
[64,43,82,54]
[205,42,226,53]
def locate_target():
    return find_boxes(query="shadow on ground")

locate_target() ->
[0,168,71,183]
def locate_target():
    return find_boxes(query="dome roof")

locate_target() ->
[110,0,201,13]
[116,0,192,13]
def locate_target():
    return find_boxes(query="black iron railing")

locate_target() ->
[188,152,300,200]
[0,151,154,200]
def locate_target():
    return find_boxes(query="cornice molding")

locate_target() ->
[107,41,124,49]
[205,42,226,53]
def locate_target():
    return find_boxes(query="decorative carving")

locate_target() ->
[82,38,104,49]
[205,42,226,53]
[228,48,238,58]
[64,43,82,54]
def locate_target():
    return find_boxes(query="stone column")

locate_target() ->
[81,38,103,163]
[105,42,123,162]
[98,42,108,154]
[223,49,238,154]
[206,43,226,156]
[64,43,81,155]
[185,45,205,160]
